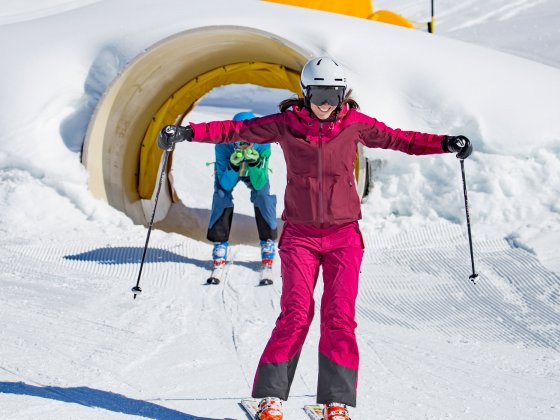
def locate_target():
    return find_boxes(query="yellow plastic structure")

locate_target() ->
[262,0,415,29]
[262,0,372,18]
[368,10,415,29]
[83,26,372,240]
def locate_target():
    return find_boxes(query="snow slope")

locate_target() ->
[1,1,559,419]
[376,0,560,68]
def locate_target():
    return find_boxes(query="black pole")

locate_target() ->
[460,159,479,284]
[132,149,171,299]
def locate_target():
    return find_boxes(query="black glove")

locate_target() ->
[442,135,473,159]
[157,125,193,150]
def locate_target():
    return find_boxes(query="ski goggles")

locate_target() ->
[234,141,251,147]
[307,85,345,106]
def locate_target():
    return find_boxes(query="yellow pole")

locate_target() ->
[429,0,435,33]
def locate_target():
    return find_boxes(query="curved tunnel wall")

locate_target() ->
[83,25,369,243]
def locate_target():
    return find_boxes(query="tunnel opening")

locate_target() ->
[173,84,290,221]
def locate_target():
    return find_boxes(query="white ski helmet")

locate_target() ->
[300,57,347,92]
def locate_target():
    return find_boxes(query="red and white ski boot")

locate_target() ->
[256,397,283,420]
[259,239,275,286]
[323,402,350,420]
[207,242,228,284]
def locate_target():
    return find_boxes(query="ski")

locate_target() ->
[241,399,324,419]
[259,261,274,286]
[303,404,323,420]
[240,398,259,419]
[206,261,227,285]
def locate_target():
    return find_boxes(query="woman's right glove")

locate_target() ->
[442,135,473,159]
[157,125,193,150]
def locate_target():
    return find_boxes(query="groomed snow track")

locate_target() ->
[2,222,559,418]
[6,223,559,350]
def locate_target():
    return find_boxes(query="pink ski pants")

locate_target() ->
[252,221,364,406]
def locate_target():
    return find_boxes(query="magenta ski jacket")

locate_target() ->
[189,104,447,228]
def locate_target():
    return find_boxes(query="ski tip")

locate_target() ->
[303,404,324,419]
[206,277,221,285]
[259,279,273,286]
[239,398,259,418]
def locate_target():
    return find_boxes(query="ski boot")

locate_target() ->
[256,397,283,420]
[323,402,350,420]
[259,239,275,286]
[207,241,228,284]
[260,239,275,266]
[212,241,229,266]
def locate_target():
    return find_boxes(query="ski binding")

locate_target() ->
[259,261,274,286]
[303,404,323,420]
[207,260,227,285]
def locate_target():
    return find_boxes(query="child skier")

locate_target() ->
[205,111,278,284]
[157,56,473,420]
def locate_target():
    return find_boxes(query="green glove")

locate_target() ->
[244,148,260,165]
[230,149,244,166]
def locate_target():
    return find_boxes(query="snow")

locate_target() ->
[1,1,560,419]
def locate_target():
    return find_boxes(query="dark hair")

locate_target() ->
[279,88,360,112]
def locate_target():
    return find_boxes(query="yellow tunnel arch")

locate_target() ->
[140,61,301,200]
[82,25,370,242]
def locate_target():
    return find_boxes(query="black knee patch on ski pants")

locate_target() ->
[207,207,234,242]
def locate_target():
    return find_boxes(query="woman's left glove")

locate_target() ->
[244,148,260,166]
[157,125,193,150]
[442,135,473,159]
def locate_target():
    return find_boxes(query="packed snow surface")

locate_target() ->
[0,1,559,419]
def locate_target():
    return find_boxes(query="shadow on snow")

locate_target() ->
[63,247,208,268]
[63,247,267,272]
[0,381,234,419]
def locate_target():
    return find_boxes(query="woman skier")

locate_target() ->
[206,111,278,285]
[157,56,473,420]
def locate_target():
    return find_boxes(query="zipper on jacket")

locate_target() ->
[318,121,324,226]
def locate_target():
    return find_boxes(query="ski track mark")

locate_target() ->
[451,0,549,30]
[218,250,254,391]
[359,223,560,350]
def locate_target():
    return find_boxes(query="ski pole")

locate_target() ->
[428,0,435,33]
[132,149,170,299]
[460,158,479,284]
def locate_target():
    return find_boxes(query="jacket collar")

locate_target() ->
[292,103,349,123]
